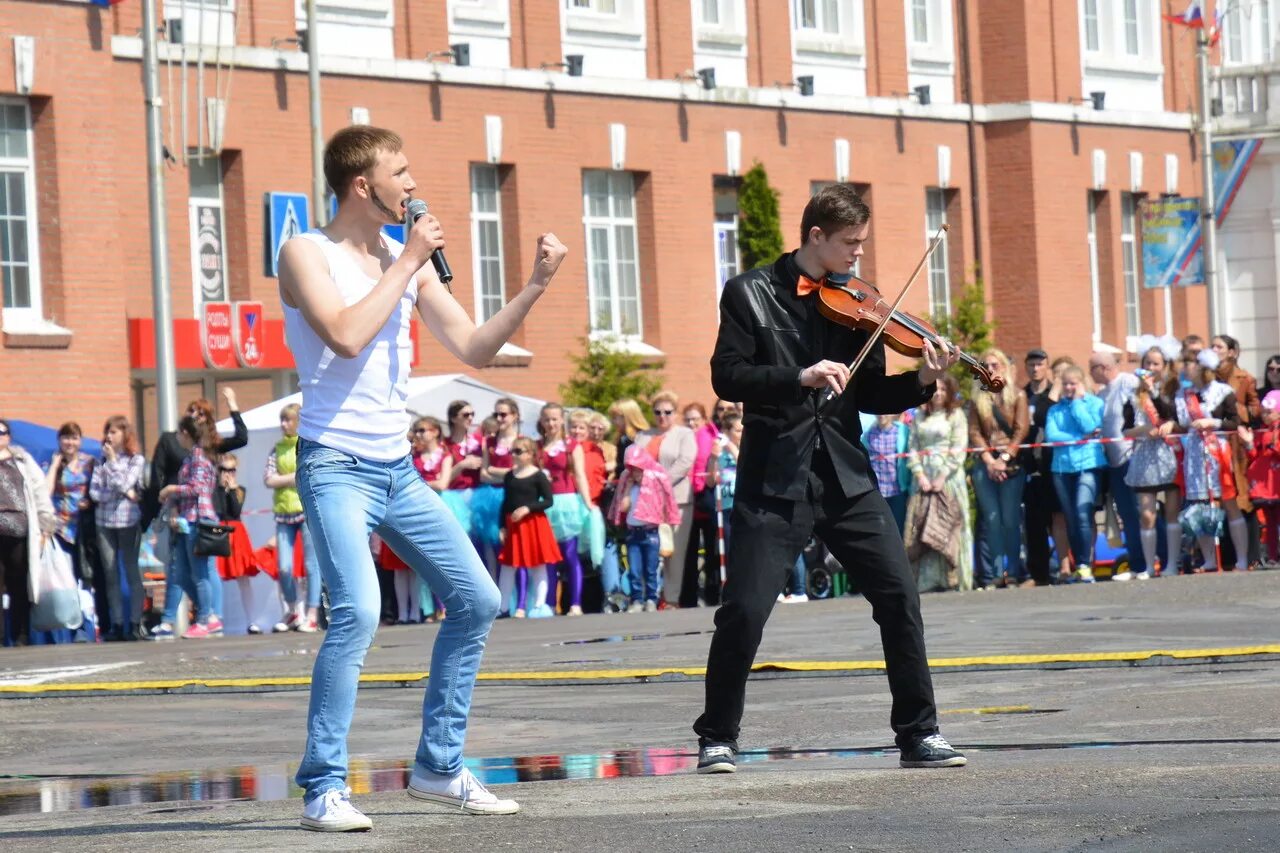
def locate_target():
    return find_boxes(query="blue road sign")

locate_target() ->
[266,192,310,278]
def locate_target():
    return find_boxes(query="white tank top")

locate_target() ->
[282,230,419,461]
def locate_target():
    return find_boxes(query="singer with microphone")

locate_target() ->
[691,184,966,776]
[276,125,567,832]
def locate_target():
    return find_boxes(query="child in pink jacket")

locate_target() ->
[609,444,681,611]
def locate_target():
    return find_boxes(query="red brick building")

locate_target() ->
[0,0,1214,441]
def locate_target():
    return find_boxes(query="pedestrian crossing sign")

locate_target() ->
[266,192,311,277]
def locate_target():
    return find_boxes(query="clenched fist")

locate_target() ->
[531,233,568,286]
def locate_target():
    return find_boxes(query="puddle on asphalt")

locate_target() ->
[0,747,888,816]
[545,630,715,647]
[7,737,1277,817]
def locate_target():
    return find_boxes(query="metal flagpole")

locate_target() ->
[143,0,178,433]
[1197,26,1220,336]
[306,0,327,226]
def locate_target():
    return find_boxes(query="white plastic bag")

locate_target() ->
[29,540,83,631]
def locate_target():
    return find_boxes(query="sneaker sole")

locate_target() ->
[406,786,521,814]
[900,756,968,768]
[299,816,372,832]
[696,762,737,774]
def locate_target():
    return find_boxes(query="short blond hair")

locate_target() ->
[650,390,679,410]
[280,402,301,421]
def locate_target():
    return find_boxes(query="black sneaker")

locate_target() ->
[697,742,738,774]
[899,733,967,768]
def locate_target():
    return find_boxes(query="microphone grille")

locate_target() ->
[406,198,429,221]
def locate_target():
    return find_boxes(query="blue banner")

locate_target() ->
[1140,139,1261,289]
[1142,197,1203,288]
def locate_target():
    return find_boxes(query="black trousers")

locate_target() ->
[1023,472,1056,585]
[1,533,29,644]
[693,449,938,750]
[679,506,721,608]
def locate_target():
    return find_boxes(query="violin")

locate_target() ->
[815,272,1005,393]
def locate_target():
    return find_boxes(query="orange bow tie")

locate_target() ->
[797,275,823,297]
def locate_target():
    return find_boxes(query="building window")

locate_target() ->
[163,0,237,48]
[1083,0,1099,51]
[295,0,394,60]
[924,189,950,316]
[568,0,617,13]
[1087,192,1102,344]
[1264,1,1274,62]
[470,164,505,323]
[1122,0,1139,55]
[0,101,40,317]
[1121,192,1141,338]
[1227,13,1244,63]
[911,0,928,43]
[583,170,641,338]
[795,0,841,34]
[713,177,740,305]
[188,153,227,306]
[447,0,512,68]
[699,0,721,25]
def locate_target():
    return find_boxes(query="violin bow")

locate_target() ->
[823,223,950,404]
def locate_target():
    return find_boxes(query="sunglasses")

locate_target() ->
[494,411,512,419]
[459,411,475,419]
[654,409,675,416]
[219,467,237,473]
[412,427,432,434]
[512,448,531,456]
[0,429,9,436]
[1269,366,1280,371]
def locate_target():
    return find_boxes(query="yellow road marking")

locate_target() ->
[3,645,1277,695]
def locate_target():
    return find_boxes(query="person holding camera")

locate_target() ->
[968,349,1030,589]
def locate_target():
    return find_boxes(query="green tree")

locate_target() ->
[737,162,784,271]
[927,274,996,398]
[559,334,665,413]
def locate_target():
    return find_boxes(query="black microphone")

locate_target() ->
[405,198,453,286]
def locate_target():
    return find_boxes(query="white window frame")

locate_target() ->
[295,0,395,59]
[790,0,865,57]
[582,170,643,340]
[1087,192,1102,344]
[448,0,512,37]
[469,163,506,323]
[1217,0,1278,67]
[1079,0,1160,73]
[695,0,747,44]
[1083,0,1100,51]
[1121,192,1141,338]
[904,0,952,62]
[910,0,928,44]
[1122,0,1140,55]
[188,152,227,307]
[567,0,617,12]
[925,188,950,317]
[163,0,237,48]
[0,98,41,322]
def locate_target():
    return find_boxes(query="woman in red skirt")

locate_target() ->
[498,437,561,618]
[212,454,262,634]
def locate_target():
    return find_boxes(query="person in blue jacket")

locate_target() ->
[1045,365,1106,583]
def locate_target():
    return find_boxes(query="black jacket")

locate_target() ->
[711,253,935,501]
[141,411,248,528]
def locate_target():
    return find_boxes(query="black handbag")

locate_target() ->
[193,521,233,557]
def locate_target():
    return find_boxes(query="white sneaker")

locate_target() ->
[272,622,289,633]
[300,787,372,832]
[626,602,644,613]
[1134,571,1152,580]
[407,766,520,815]
[1111,571,1133,582]
[789,593,809,603]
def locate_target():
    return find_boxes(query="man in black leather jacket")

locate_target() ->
[693,185,967,773]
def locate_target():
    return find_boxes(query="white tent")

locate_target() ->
[212,373,546,632]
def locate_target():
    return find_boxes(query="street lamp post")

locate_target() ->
[307,0,327,227]
[1198,28,1221,337]
[142,0,178,433]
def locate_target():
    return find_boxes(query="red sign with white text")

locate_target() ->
[234,301,266,368]
[200,302,238,369]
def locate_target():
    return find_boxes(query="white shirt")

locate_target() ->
[1098,372,1141,467]
[282,230,419,461]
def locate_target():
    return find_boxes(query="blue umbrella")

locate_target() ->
[6,419,104,469]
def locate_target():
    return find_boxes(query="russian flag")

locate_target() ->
[1164,0,1207,28]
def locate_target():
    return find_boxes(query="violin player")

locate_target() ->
[692,184,968,774]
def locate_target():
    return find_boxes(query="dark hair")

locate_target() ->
[446,400,473,428]
[721,412,742,431]
[800,184,870,245]
[1212,334,1240,357]
[324,125,404,201]
[1264,354,1280,392]
[186,398,215,424]
[57,421,82,439]
[103,415,141,457]
[1181,334,1205,348]
[178,416,216,455]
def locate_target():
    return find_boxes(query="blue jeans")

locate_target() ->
[972,465,1027,584]
[162,527,213,625]
[599,538,622,598]
[1107,462,1146,575]
[293,439,500,802]
[626,526,660,603]
[788,554,806,596]
[1052,469,1101,568]
[883,492,908,537]
[276,519,322,609]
